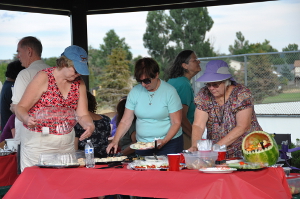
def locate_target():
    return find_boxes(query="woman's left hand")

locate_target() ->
[79,125,94,141]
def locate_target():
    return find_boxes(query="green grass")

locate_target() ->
[261,92,300,104]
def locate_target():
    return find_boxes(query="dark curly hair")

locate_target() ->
[168,50,194,79]
[134,57,160,81]
[5,60,25,79]
[86,91,97,113]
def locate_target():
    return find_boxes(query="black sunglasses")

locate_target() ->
[137,78,152,85]
[205,81,223,88]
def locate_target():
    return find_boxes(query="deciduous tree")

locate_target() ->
[143,8,215,79]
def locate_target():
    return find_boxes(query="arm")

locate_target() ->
[181,105,192,137]
[120,131,137,156]
[216,107,252,147]
[76,79,95,141]
[15,72,48,127]
[74,137,79,150]
[11,128,16,138]
[107,108,135,154]
[188,108,208,152]
[158,109,182,148]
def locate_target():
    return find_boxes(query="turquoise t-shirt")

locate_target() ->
[126,80,183,142]
[168,76,195,124]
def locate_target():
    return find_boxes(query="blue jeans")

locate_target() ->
[136,134,183,156]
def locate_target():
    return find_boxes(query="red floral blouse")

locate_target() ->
[25,67,80,135]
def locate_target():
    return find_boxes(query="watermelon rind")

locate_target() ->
[242,131,279,166]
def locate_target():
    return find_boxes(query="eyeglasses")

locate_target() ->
[137,78,152,85]
[205,81,223,88]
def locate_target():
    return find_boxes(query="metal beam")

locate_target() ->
[70,0,89,89]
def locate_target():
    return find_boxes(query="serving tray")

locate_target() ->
[35,164,80,168]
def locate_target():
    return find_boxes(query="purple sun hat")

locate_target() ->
[196,60,236,83]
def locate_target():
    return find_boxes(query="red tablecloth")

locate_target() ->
[0,153,19,187]
[4,166,292,199]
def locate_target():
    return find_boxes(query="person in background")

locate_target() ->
[0,114,16,142]
[15,45,95,171]
[107,57,183,156]
[74,91,111,158]
[109,115,117,138]
[11,36,50,142]
[115,96,136,156]
[167,50,201,149]
[0,60,24,131]
[189,60,262,158]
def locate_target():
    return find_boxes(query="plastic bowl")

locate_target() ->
[5,139,20,151]
[183,151,218,170]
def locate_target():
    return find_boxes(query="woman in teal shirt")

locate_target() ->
[107,58,183,156]
[167,50,201,149]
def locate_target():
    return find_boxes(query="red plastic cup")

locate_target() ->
[179,153,185,164]
[167,154,181,171]
[216,150,226,161]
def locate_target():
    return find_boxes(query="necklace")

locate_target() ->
[148,92,155,105]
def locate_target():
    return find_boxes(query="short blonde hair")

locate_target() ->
[56,56,74,69]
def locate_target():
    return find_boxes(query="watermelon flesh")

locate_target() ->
[242,131,279,166]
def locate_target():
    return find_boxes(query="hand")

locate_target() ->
[188,146,198,152]
[106,140,118,154]
[79,125,94,141]
[157,139,167,149]
[26,116,37,128]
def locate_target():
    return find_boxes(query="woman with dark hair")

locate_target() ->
[0,60,24,131]
[167,50,201,149]
[74,91,111,158]
[107,57,183,156]
[115,96,137,156]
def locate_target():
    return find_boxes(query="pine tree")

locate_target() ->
[97,48,131,110]
[280,64,294,81]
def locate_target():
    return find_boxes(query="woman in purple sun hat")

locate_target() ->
[188,60,262,158]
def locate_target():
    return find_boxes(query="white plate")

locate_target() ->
[130,142,155,150]
[199,167,237,173]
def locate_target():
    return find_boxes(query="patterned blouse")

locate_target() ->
[194,83,262,158]
[25,67,80,134]
[74,114,111,158]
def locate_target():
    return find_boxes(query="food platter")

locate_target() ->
[199,167,237,174]
[130,142,155,150]
[227,161,267,171]
[235,167,266,171]
[94,156,127,165]
[35,164,80,168]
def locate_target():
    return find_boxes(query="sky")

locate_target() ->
[0,0,299,60]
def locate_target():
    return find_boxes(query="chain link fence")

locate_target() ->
[192,51,300,116]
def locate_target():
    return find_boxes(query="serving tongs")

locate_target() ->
[153,139,158,160]
[97,162,123,169]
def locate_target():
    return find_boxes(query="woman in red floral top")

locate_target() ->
[16,45,95,171]
[189,60,262,158]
